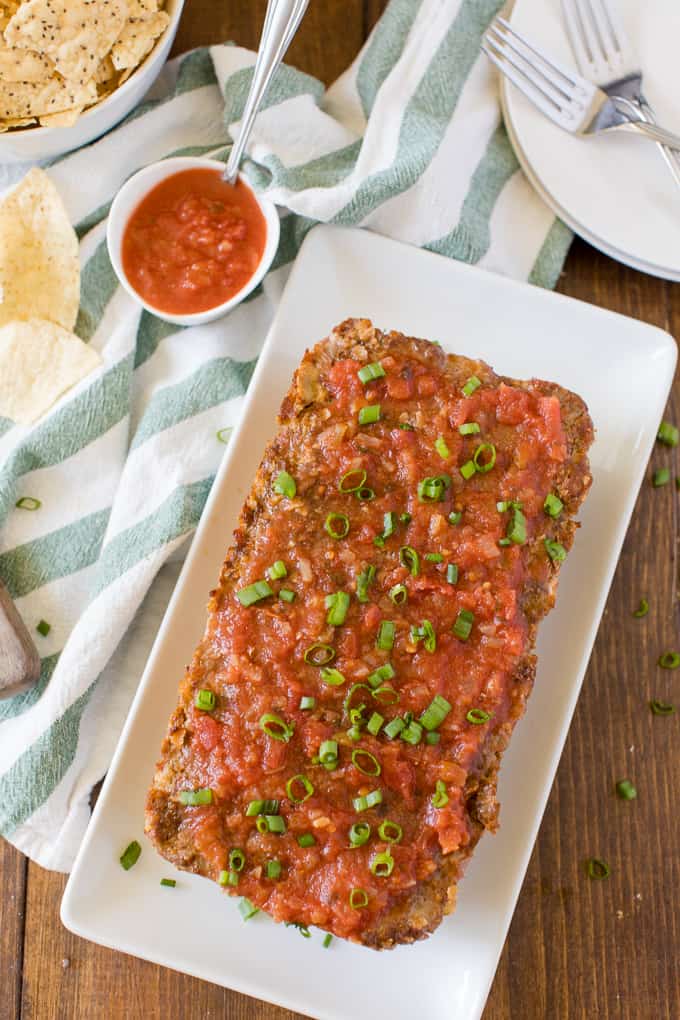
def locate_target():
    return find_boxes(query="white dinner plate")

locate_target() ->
[502,0,680,281]
[62,225,676,1020]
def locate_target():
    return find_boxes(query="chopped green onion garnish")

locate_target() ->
[319,740,339,767]
[160,878,176,888]
[36,619,51,637]
[473,442,496,473]
[398,422,415,431]
[368,663,395,688]
[286,921,312,938]
[384,717,405,739]
[435,436,450,459]
[347,724,362,742]
[218,870,231,885]
[460,460,476,481]
[506,506,527,545]
[446,563,458,585]
[279,588,296,603]
[300,695,316,711]
[286,774,314,803]
[374,511,397,547]
[323,934,333,948]
[653,468,670,487]
[119,840,141,870]
[349,888,369,909]
[303,642,335,666]
[259,712,294,742]
[325,591,350,626]
[366,711,384,735]
[260,814,286,834]
[266,859,282,879]
[179,788,213,806]
[420,694,452,731]
[274,471,296,498]
[658,651,680,669]
[359,404,381,426]
[425,732,440,745]
[15,496,41,511]
[425,552,443,562]
[320,667,346,687]
[448,510,462,525]
[376,620,396,651]
[650,699,675,716]
[353,789,382,812]
[229,848,246,872]
[410,619,436,652]
[238,898,259,921]
[358,362,386,384]
[417,474,451,503]
[236,580,273,606]
[370,851,394,877]
[356,564,376,603]
[324,512,350,539]
[378,820,402,843]
[372,684,399,705]
[389,583,408,605]
[195,689,216,712]
[657,421,679,447]
[459,422,480,436]
[266,560,287,580]
[466,707,491,725]
[297,833,316,847]
[616,779,637,801]
[462,376,481,397]
[586,857,610,880]
[245,798,279,817]
[349,822,371,847]
[431,780,448,808]
[352,748,381,776]
[400,720,423,745]
[452,609,474,641]
[357,487,375,501]
[632,598,649,618]
[544,493,564,518]
[216,427,232,444]
[339,468,367,493]
[399,511,412,525]
[399,545,420,577]
[545,539,567,563]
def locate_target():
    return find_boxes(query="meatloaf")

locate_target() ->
[145,318,594,948]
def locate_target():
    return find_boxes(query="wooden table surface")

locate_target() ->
[2,3,679,1019]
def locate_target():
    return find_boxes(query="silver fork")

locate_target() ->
[562,0,680,188]
[482,17,680,151]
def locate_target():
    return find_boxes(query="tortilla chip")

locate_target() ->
[110,11,170,71]
[0,319,100,425]
[5,0,127,85]
[38,107,83,128]
[0,43,54,82]
[0,116,36,132]
[0,168,80,332]
[127,0,159,14]
[0,75,96,119]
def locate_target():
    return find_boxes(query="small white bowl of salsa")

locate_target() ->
[107,157,280,326]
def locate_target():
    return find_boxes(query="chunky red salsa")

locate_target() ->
[170,341,570,940]
[122,169,267,315]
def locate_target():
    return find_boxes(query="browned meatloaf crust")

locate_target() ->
[146,318,594,949]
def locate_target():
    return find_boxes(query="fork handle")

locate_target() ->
[618,117,680,153]
[638,96,680,189]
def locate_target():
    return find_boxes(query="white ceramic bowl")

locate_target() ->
[107,157,281,327]
[0,0,185,165]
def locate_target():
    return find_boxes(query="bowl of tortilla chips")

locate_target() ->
[0,0,184,163]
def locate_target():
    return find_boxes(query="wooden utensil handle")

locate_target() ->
[0,579,41,700]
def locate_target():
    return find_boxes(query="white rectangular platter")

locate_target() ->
[62,225,676,1020]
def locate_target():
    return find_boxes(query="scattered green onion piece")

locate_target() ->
[356,487,375,501]
[370,851,394,877]
[119,840,141,870]
[378,820,402,844]
[266,560,287,581]
[431,780,448,809]
[616,779,637,801]
[349,888,369,909]
[658,651,680,669]
[195,689,216,712]
[372,684,399,705]
[399,511,412,525]
[343,683,373,717]
[279,588,295,603]
[15,496,41,511]
[274,471,296,498]
[324,512,350,539]
[358,404,381,426]
[389,583,408,605]
[462,376,481,397]
[216,427,232,444]
[353,789,382,812]
[259,712,294,742]
[339,468,367,493]
[376,620,396,651]
[586,857,610,880]
[448,511,462,525]
[349,822,371,847]
[426,732,440,745]
[356,564,376,603]
[435,436,450,459]
[347,724,362,742]
[446,563,458,585]
[264,814,286,834]
[384,717,405,739]
[632,598,649,618]
[229,848,246,872]
[238,898,259,921]
[366,711,384,736]
[286,774,314,803]
[506,507,527,545]
[417,474,452,503]
[460,460,476,481]
[459,422,480,436]
[425,552,443,563]
[411,619,436,653]
[319,667,345,688]
[543,493,564,518]
[473,442,496,473]
[657,421,679,447]
[323,934,333,948]
[325,591,350,626]
[399,545,420,577]
[466,707,491,725]
[398,422,415,431]
[367,663,395,688]
[297,833,316,847]
[498,538,511,547]
[349,706,365,727]
[246,800,264,817]
[236,580,273,606]
[36,619,51,637]
[452,609,474,641]
[400,720,423,745]
[218,870,231,886]
[352,748,381,776]
[160,878,176,888]
[266,860,282,879]
[358,361,385,384]
[179,788,213,806]
[653,468,670,487]
[300,695,316,711]
[650,699,675,716]
[545,538,567,563]
[319,740,339,767]
[224,869,239,887]
[420,694,452,731]
[303,643,335,666]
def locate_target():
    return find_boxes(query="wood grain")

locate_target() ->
[8,4,680,1020]
[0,840,27,1020]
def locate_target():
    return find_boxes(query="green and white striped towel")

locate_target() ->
[0,0,571,871]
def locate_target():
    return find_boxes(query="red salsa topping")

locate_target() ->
[122,169,267,315]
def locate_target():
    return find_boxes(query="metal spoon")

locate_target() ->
[222,0,310,185]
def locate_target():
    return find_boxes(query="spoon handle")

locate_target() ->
[223,0,310,184]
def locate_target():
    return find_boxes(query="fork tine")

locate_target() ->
[596,0,631,58]
[487,24,574,108]
[580,0,618,63]
[561,0,594,74]
[481,42,564,124]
